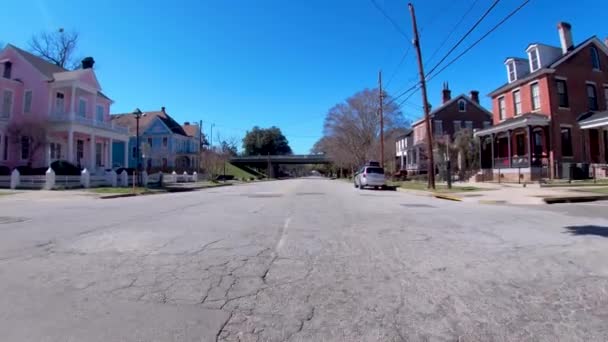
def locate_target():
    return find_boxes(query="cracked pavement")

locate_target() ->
[1,178,608,341]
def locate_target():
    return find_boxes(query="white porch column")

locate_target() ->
[123,140,129,168]
[507,129,512,168]
[108,138,113,169]
[90,134,96,171]
[69,85,76,119]
[67,129,74,163]
[45,137,51,166]
[490,133,495,169]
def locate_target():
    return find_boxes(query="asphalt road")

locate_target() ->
[1,178,608,341]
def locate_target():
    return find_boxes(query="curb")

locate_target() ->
[395,187,463,201]
[478,199,508,205]
[432,193,462,201]
[100,193,138,199]
[543,195,608,204]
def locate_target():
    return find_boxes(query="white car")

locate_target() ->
[354,165,386,189]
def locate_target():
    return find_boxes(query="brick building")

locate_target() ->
[404,83,492,174]
[474,22,608,181]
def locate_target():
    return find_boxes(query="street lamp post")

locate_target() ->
[133,108,143,186]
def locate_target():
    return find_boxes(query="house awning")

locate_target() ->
[578,110,608,129]
[474,113,550,137]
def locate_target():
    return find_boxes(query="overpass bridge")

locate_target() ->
[229,154,331,178]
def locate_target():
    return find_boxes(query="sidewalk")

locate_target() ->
[454,183,608,205]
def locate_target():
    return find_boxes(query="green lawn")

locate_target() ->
[89,187,152,195]
[392,181,482,193]
[576,187,608,194]
[224,163,261,180]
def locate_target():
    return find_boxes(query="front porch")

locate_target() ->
[475,114,551,182]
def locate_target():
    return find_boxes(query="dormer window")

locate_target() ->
[458,99,466,112]
[529,48,540,71]
[591,46,601,70]
[507,62,516,83]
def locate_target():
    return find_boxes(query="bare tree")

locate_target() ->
[29,28,80,69]
[7,119,50,166]
[316,88,407,173]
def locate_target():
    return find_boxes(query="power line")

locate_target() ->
[424,0,480,67]
[424,0,501,78]
[426,0,531,83]
[369,0,410,40]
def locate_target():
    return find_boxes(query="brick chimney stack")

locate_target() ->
[470,90,480,104]
[557,22,573,54]
[441,82,451,104]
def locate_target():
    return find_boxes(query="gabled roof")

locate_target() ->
[110,109,188,137]
[411,94,492,127]
[6,44,66,79]
[489,36,606,97]
[182,124,200,137]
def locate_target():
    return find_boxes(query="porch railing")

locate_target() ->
[510,157,529,168]
[49,113,129,134]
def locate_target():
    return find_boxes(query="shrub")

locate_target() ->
[51,160,82,176]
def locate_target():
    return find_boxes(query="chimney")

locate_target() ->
[470,90,480,104]
[441,82,451,104]
[161,106,166,113]
[184,121,190,125]
[81,57,95,69]
[557,22,573,54]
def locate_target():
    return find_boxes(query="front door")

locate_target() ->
[589,129,600,163]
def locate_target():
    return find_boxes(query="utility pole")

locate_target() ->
[378,70,385,169]
[409,3,435,189]
[198,120,203,175]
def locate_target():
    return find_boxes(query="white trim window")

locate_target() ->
[529,48,540,71]
[50,142,62,160]
[458,99,466,112]
[20,136,30,161]
[498,96,506,121]
[465,121,473,130]
[556,79,569,108]
[433,120,443,136]
[76,139,84,162]
[587,84,598,111]
[96,105,104,122]
[507,62,516,83]
[95,142,103,167]
[531,82,540,111]
[591,46,601,70]
[78,98,87,117]
[55,92,65,114]
[513,90,522,116]
[453,120,461,132]
[23,90,33,114]
[2,89,13,118]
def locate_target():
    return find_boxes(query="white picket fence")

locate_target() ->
[3,168,198,190]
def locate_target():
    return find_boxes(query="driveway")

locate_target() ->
[0,178,607,341]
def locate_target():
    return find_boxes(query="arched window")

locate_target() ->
[458,99,466,112]
[591,46,601,70]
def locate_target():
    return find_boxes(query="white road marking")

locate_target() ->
[276,217,291,252]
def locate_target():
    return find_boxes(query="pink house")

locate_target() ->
[0,44,129,172]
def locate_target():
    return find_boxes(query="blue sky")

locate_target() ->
[1,0,606,153]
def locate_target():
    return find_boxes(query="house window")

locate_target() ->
[2,136,7,160]
[78,98,86,117]
[50,143,62,159]
[55,92,65,114]
[498,96,506,120]
[507,62,516,82]
[96,143,102,166]
[604,86,608,110]
[530,49,540,71]
[556,79,569,108]
[591,46,601,70]
[453,120,461,132]
[530,82,540,111]
[20,136,29,160]
[561,127,573,157]
[23,90,32,114]
[76,140,84,162]
[147,137,153,148]
[587,84,598,111]
[2,90,13,117]
[483,121,491,128]
[513,90,522,116]
[458,99,466,112]
[162,157,168,169]
[132,146,137,159]
[433,120,443,136]
[465,121,473,130]
[162,137,168,147]
[96,105,104,122]
[3,62,12,79]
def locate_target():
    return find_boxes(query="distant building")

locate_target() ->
[474,22,608,181]
[110,108,201,172]
[0,44,129,172]
[407,83,492,174]
[395,130,412,172]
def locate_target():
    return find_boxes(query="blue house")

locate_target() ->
[110,107,201,172]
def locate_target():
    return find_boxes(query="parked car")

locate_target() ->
[354,165,386,189]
